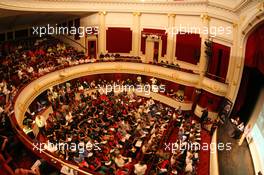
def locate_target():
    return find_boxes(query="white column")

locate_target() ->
[158,38,162,61]
[226,22,238,84]
[166,14,176,64]
[226,22,242,101]
[145,36,154,63]
[98,11,107,55]
[132,12,141,56]
[198,14,211,87]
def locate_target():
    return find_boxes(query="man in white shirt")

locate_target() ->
[27,66,34,74]
[134,161,147,175]
[114,154,131,168]
[185,151,193,173]
[150,77,157,85]
[0,106,4,114]
[34,115,46,136]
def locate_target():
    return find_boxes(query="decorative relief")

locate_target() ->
[98,11,107,15]
[167,13,176,17]
[257,2,264,12]
[18,103,24,112]
[202,77,228,96]
[172,73,179,79]
[212,84,219,92]
[144,67,150,73]
[233,21,238,28]
[34,84,40,92]
[200,13,211,22]
[0,0,249,23]
[133,12,141,16]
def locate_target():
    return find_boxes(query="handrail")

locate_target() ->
[9,115,95,175]
[11,62,196,175]
[9,61,228,175]
[56,34,87,52]
[205,72,226,83]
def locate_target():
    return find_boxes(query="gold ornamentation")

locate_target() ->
[99,11,107,15]
[257,2,264,11]
[232,21,238,28]
[133,12,141,16]
[200,14,211,22]
[34,84,40,91]
[212,84,219,91]
[168,13,176,17]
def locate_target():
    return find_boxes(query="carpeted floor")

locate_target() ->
[196,130,211,175]
[165,125,211,175]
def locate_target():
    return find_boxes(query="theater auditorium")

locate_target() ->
[0,0,264,175]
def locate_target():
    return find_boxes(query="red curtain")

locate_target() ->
[175,34,201,65]
[140,29,167,57]
[232,23,264,118]
[197,91,223,112]
[233,69,250,113]
[207,42,230,80]
[184,86,194,101]
[106,27,132,53]
[245,22,264,75]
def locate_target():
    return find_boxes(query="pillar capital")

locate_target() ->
[133,12,141,16]
[200,14,211,23]
[98,11,107,15]
[168,13,176,18]
[233,21,238,28]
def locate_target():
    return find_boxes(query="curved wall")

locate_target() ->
[1,0,263,107]
[14,62,228,127]
[12,61,224,175]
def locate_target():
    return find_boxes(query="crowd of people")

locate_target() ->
[20,77,204,175]
[0,36,210,175]
[0,36,90,174]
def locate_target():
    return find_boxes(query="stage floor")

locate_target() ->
[217,121,255,175]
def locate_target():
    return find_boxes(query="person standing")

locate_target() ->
[134,161,147,175]
[34,115,46,136]
[200,108,208,124]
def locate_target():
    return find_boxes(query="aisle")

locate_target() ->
[196,130,211,175]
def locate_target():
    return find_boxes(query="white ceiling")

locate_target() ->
[0,9,91,32]
[0,0,250,32]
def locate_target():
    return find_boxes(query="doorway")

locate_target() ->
[145,36,161,63]
[88,40,97,58]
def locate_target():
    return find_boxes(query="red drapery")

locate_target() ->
[207,42,230,81]
[184,86,195,102]
[106,27,132,53]
[197,91,223,112]
[175,34,201,65]
[140,29,167,57]
[233,22,264,115]
[245,23,264,75]
[233,68,250,113]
